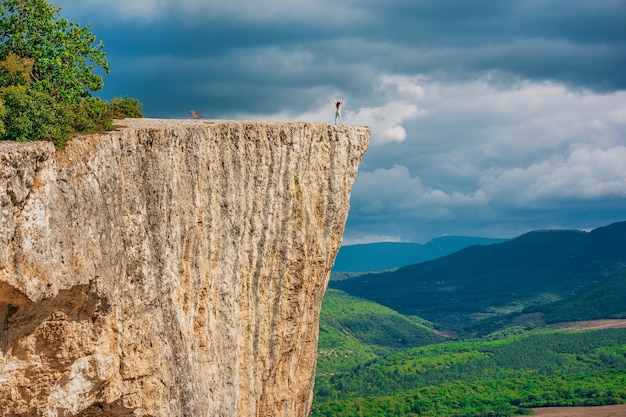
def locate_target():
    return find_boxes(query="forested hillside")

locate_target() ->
[312,328,626,417]
[315,222,626,416]
[317,289,446,375]
[331,222,626,337]
[540,268,626,324]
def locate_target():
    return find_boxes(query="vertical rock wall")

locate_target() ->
[0,119,369,417]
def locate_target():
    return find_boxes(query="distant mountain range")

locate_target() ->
[331,221,626,337]
[332,236,506,272]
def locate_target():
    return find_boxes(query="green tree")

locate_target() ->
[0,0,141,147]
[0,52,70,143]
[0,0,108,103]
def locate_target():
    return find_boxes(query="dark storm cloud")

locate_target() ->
[56,0,626,115]
[364,0,626,90]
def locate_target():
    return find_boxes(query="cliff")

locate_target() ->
[0,119,369,417]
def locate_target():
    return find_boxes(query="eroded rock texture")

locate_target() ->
[0,119,369,417]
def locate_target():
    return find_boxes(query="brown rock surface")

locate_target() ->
[0,119,369,417]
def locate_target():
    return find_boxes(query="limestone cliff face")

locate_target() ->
[0,119,369,417]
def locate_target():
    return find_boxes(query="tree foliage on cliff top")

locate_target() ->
[0,0,142,148]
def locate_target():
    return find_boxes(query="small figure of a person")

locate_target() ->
[334,98,344,125]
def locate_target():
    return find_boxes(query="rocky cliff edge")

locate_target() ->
[0,119,369,417]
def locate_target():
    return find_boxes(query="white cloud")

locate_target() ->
[351,165,488,219]
[343,75,626,237]
[349,101,421,144]
[379,74,426,99]
[479,145,626,206]
[348,75,425,144]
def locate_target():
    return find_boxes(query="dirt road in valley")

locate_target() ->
[527,404,626,416]
[548,319,626,331]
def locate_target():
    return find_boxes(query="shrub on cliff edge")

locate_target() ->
[0,0,142,148]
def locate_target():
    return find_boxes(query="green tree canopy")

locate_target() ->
[0,0,109,102]
[0,0,141,147]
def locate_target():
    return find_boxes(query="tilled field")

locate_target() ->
[548,319,626,331]
[527,404,626,416]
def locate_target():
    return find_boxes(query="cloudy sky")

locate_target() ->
[52,0,626,244]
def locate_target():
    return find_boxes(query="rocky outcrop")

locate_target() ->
[0,119,369,417]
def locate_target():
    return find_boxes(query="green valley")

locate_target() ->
[313,221,626,416]
[314,292,626,416]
